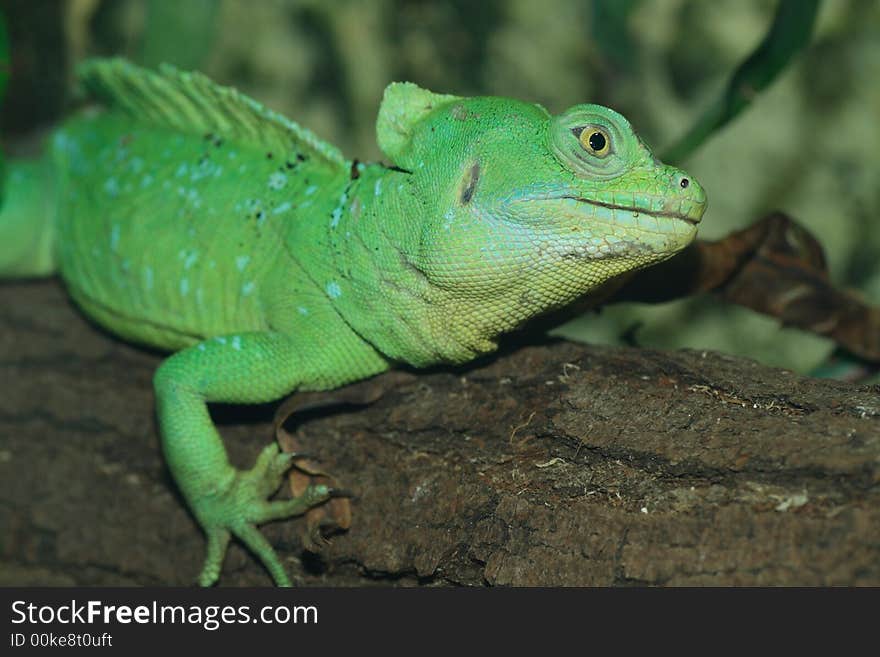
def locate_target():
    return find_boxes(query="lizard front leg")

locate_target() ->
[154,331,330,586]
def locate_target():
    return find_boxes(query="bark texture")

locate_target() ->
[1,280,878,586]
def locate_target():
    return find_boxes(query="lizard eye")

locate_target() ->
[552,107,629,179]
[573,126,611,157]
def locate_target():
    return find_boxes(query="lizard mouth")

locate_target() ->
[561,195,703,226]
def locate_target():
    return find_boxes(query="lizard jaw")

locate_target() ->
[561,195,704,226]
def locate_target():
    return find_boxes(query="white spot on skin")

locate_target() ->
[268,172,288,190]
[374,179,382,197]
[190,159,218,183]
[104,178,120,197]
[231,336,242,351]
[215,336,227,345]
[330,192,348,228]
[272,201,292,215]
[244,198,263,214]
[326,281,342,299]
[110,224,120,251]
[242,281,255,296]
[52,131,75,154]
[175,163,189,178]
[443,208,455,230]
[197,343,206,351]
[140,174,154,189]
[305,185,318,196]
[184,252,199,269]
[235,256,250,271]
[180,278,190,296]
[297,306,309,316]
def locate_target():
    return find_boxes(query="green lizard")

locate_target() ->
[0,59,706,585]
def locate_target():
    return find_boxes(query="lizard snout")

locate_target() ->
[669,169,707,225]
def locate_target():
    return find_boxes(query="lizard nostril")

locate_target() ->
[679,177,689,189]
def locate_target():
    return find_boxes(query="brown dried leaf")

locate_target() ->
[273,372,416,552]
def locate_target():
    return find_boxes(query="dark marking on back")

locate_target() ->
[350,159,361,180]
[203,131,223,148]
[460,161,480,205]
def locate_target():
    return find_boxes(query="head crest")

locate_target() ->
[376,82,460,166]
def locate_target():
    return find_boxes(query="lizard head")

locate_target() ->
[377,83,707,335]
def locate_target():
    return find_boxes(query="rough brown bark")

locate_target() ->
[1,280,878,586]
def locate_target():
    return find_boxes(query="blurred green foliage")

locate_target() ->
[661,0,820,164]
[0,10,7,207]
[2,0,878,374]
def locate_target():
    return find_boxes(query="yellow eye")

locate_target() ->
[578,127,611,157]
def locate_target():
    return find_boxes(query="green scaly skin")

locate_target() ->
[0,60,706,585]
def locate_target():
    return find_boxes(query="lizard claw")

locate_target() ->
[193,443,331,586]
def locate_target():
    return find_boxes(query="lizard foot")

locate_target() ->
[194,443,330,586]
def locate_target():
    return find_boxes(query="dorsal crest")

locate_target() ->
[78,58,347,170]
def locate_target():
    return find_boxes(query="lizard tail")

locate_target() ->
[0,156,57,278]
[0,11,56,279]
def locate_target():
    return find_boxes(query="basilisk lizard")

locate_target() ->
[0,59,706,585]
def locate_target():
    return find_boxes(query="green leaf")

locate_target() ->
[661,0,821,164]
